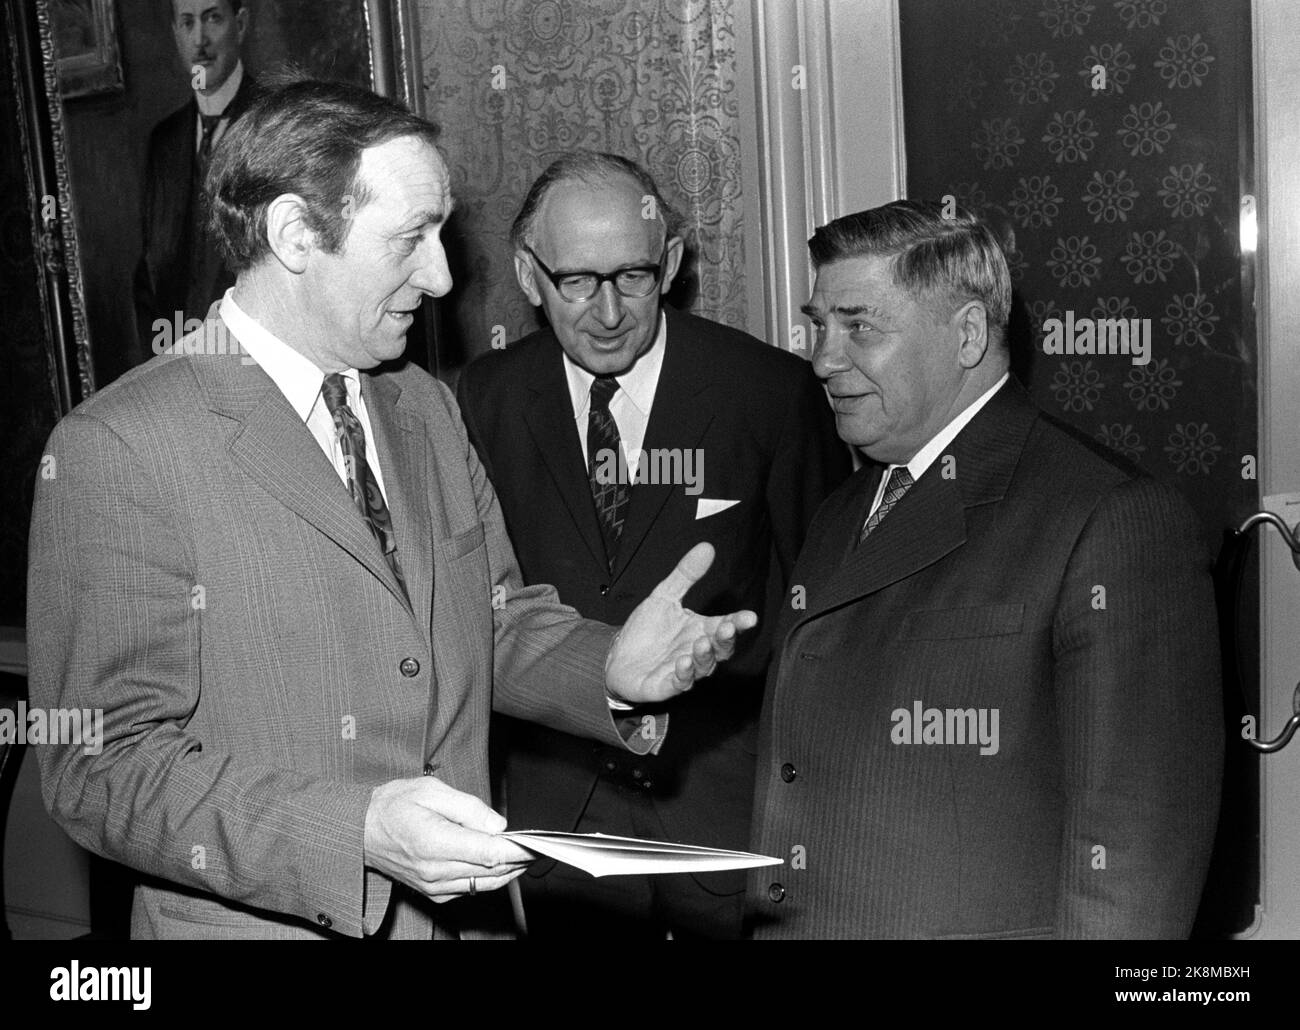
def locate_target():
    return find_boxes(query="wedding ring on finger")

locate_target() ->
[469,877,477,896]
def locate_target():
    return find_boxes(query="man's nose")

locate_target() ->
[811,326,849,379]
[410,238,453,299]
[592,280,624,326]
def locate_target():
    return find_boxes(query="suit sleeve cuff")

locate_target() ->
[300,783,391,938]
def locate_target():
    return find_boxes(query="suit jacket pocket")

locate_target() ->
[152,892,325,939]
[443,522,486,560]
[900,603,1024,640]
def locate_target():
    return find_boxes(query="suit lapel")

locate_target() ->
[364,373,430,625]
[523,344,608,571]
[195,317,413,612]
[612,309,715,578]
[811,467,968,619]
[794,378,1039,627]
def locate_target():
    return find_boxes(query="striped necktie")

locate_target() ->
[320,373,409,601]
[587,375,629,570]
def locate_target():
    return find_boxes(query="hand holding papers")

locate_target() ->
[501,830,783,878]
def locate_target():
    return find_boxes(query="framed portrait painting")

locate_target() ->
[20,0,424,399]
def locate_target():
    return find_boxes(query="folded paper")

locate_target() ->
[502,830,783,878]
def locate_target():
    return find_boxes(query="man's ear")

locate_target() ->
[514,250,542,306]
[955,299,990,369]
[659,235,685,295]
[264,193,313,274]
[234,4,250,45]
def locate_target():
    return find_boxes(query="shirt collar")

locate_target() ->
[196,59,244,117]
[219,288,358,420]
[889,371,1010,483]
[562,312,667,420]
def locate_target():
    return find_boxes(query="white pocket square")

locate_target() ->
[696,498,741,520]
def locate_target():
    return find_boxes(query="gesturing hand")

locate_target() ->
[605,542,758,705]
[363,776,532,903]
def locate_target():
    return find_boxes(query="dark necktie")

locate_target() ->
[587,375,629,570]
[859,466,914,544]
[320,373,409,601]
[185,113,225,320]
[197,112,222,176]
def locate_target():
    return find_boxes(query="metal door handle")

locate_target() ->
[1234,512,1300,752]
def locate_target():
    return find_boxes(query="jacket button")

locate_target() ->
[399,657,420,677]
[768,883,786,903]
[599,584,610,596]
[780,763,797,783]
[642,779,653,790]
[317,913,332,928]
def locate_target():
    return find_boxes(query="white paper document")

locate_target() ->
[502,830,783,878]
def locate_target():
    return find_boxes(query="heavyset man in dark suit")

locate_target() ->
[457,153,849,938]
[134,0,261,347]
[27,80,758,939]
[748,200,1224,939]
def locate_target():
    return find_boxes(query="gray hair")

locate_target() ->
[809,199,1012,336]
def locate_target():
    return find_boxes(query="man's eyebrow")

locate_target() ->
[552,257,661,274]
[394,203,454,232]
[799,303,882,318]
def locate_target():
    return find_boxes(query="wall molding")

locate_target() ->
[737,0,905,349]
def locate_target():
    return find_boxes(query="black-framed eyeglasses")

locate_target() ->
[525,244,667,303]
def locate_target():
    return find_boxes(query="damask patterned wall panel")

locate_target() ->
[418,0,746,367]
[900,0,1256,543]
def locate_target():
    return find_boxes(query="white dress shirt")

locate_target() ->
[563,313,667,469]
[866,372,1010,520]
[219,289,390,500]
[194,60,244,153]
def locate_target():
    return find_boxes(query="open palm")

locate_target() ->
[605,543,759,704]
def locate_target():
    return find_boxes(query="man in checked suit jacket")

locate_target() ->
[134,0,261,349]
[457,153,849,939]
[27,81,756,940]
[748,201,1223,939]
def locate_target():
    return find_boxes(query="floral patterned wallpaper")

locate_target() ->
[417,0,746,368]
[900,0,1256,540]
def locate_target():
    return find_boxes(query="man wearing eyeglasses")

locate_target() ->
[456,152,850,939]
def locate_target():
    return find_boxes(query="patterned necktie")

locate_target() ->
[197,112,222,176]
[320,373,409,600]
[860,466,915,543]
[587,375,629,570]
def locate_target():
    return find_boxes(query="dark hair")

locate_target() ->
[509,150,682,250]
[171,0,243,22]
[207,78,440,273]
[809,199,1012,335]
